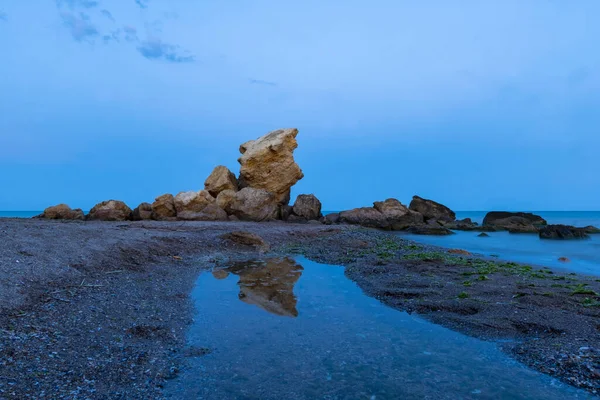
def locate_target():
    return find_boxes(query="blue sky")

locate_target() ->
[0,0,598,211]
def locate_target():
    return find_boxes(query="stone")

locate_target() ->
[220,231,270,251]
[177,203,228,221]
[477,232,490,237]
[227,187,279,222]
[448,249,471,255]
[483,212,546,227]
[508,225,540,234]
[539,225,589,240]
[279,205,294,221]
[338,207,390,230]
[373,198,424,230]
[287,214,308,224]
[409,195,456,222]
[204,165,238,197]
[444,218,479,231]
[151,194,177,220]
[405,225,454,235]
[238,128,304,204]
[558,257,571,263]
[40,204,84,220]
[292,194,322,220]
[87,200,132,221]
[323,213,340,225]
[174,190,215,215]
[212,270,230,280]
[216,190,236,212]
[583,225,600,234]
[132,202,152,221]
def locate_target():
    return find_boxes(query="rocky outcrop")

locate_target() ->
[323,212,340,225]
[339,207,391,229]
[483,212,546,227]
[39,204,84,220]
[583,225,600,234]
[226,187,279,222]
[174,190,215,215]
[238,128,304,205]
[292,194,322,221]
[220,231,270,251]
[539,225,589,240]
[373,198,423,230]
[151,194,177,221]
[405,225,454,235]
[204,166,238,197]
[87,200,132,221]
[443,218,480,231]
[409,196,456,222]
[508,225,540,234]
[132,203,152,221]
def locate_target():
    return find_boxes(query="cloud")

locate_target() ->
[57,0,99,9]
[134,0,149,9]
[249,79,278,87]
[0,11,7,21]
[100,9,114,22]
[60,12,99,41]
[137,38,195,63]
[123,25,138,42]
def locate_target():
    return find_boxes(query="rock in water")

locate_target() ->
[238,128,304,204]
[409,195,456,222]
[539,225,589,240]
[87,200,132,221]
[174,190,215,214]
[339,207,390,230]
[583,225,600,234]
[151,194,177,220]
[373,198,424,230]
[405,225,454,235]
[40,204,85,220]
[483,212,546,227]
[292,194,322,220]
[204,166,238,197]
[227,187,279,222]
[478,232,490,237]
[132,202,152,221]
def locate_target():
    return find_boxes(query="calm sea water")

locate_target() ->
[165,257,590,399]
[0,211,42,218]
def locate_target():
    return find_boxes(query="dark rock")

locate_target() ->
[87,200,132,221]
[287,214,308,224]
[539,225,589,240]
[307,220,322,225]
[323,213,340,225]
[39,204,85,220]
[444,218,479,231]
[339,207,390,230]
[508,225,540,234]
[292,194,322,220]
[409,195,456,222]
[220,231,270,251]
[279,205,294,221]
[478,232,490,237]
[405,225,454,235]
[583,225,600,234]
[483,212,546,227]
[373,198,424,230]
[132,203,152,221]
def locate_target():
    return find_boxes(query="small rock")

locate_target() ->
[448,249,471,255]
[220,231,270,251]
[558,257,571,263]
[478,232,490,237]
[204,166,238,197]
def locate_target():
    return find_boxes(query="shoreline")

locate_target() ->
[1,219,599,397]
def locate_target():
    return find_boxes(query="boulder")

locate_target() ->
[508,225,540,234]
[216,189,236,212]
[483,212,546,227]
[174,190,215,215]
[339,207,390,230]
[279,205,294,221]
[583,225,600,234]
[323,212,340,225]
[238,128,304,204]
[40,204,84,220]
[405,225,454,235]
[287,214,308,224]
[227,187,279,222]
[444,218,479,231]
[132,202,152,221]
[292,194,322,220]
[539,225,589,240]
[87,200,132,221]
[409,196,456,222]
[373,198,424,230]
[204,166,238,197]
[151,194,177,220]
[177,203,228,221]
[220,231,270,251]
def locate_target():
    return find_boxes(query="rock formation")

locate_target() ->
[288,194,322,222]
[151,194,177,220]
[174,190,215,215]
[39,204,85,220]
[204,166,238,197]
[409,195,456,222]
[339,207,391,229]
[87,200,132,221]
[483,212,547,227]
[225,187,279,222]
[539,225,589,240]
[373,198,424,230]
[132,203,152,221]
[177,203,228,221]
[238,128,304,205]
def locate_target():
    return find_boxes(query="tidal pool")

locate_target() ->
[166,256,592,399]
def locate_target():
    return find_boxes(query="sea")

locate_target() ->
[2,210,600,275]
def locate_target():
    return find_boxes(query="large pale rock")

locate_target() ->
[238,128,304,204]
[40,204,84,220]
[132,202,152,221]
[87,200,132,221]
[373,198,423,230]
[227,187,279,222]
[339,207,390,230]
[292,194,322,220]
[151,194,177,220]
[216,189,236,212]
[177,203,228,221]
[174,190,215,215]
[204,166,238,197]
[409,195,456,222]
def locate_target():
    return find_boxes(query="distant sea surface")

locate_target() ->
[0,211,42,218]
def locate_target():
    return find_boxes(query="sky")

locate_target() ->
[0,0,599,211]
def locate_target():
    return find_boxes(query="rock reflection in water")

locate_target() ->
[212,258,303,317]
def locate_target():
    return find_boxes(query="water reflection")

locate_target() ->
[212,258,303,317]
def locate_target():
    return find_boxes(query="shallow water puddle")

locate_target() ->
[166,257,591,399]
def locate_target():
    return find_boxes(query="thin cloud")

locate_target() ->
[123,25,138,42]
[57,0,99,9]
[250,79,278,87]
[0,11,7,21]
[137,38,195,63]
[100,9,114,22]
[60,12,99,42]
[134,0,149,9]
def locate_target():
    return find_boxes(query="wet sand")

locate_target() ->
[0,219,599,398]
